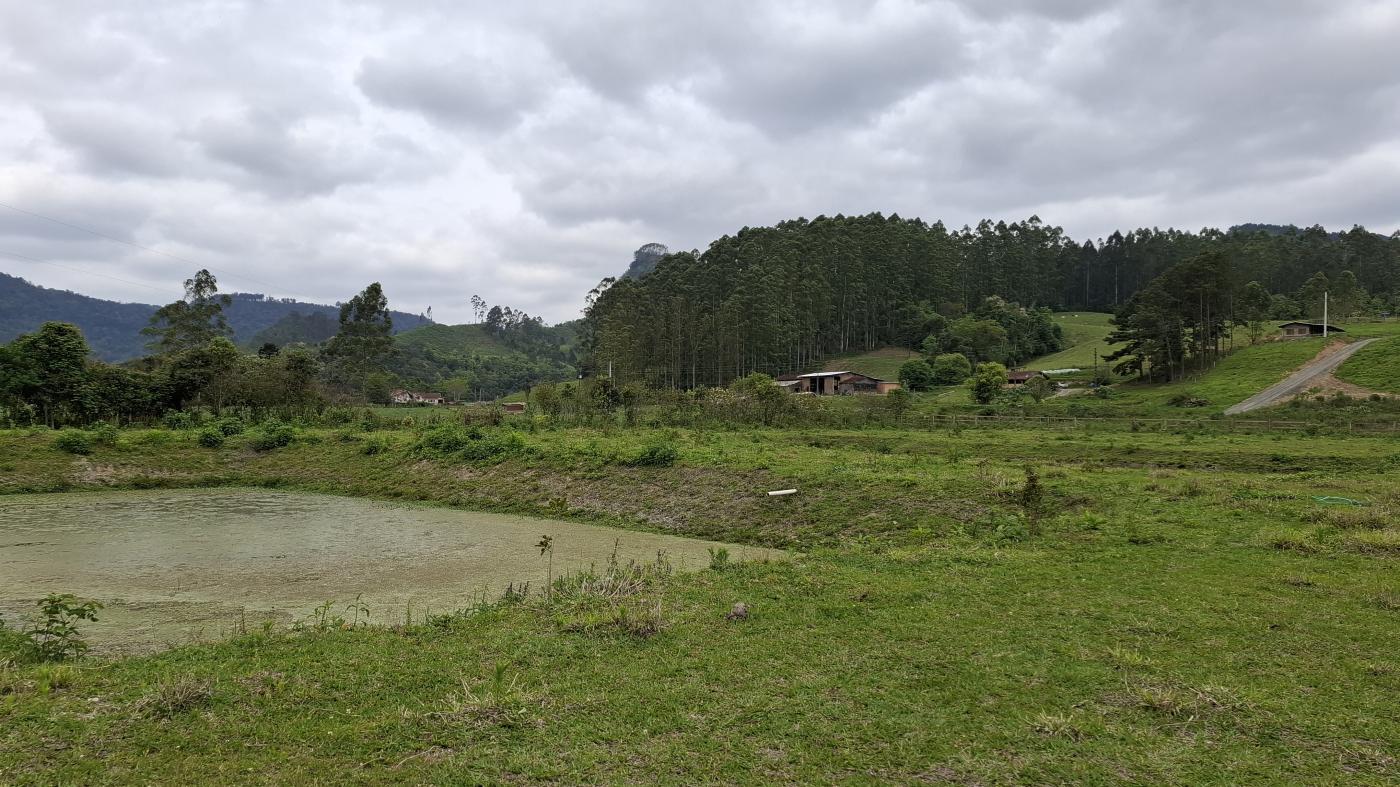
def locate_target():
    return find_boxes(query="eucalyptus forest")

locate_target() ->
[584,215,1400,386]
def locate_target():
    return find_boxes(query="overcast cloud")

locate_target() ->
[2,0,1398,323]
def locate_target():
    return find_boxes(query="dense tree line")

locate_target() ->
[584,214,1400,386]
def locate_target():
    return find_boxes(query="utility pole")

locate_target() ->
[1323,292,1329,338]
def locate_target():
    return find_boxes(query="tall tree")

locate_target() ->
[324,283,395,390]
[142,269,232,354]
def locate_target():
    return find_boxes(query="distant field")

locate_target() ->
[1023,312,1122,373]
[1336,335,1400,394]
[821,347,920,380]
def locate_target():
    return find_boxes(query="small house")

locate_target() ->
[1278,322,1345,339]
[792,371,900,395]
[502,402,527,413]
[390,389,447,405]
[1006,370,1048,385]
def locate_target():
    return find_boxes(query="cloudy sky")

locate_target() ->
[2,1,1398,323]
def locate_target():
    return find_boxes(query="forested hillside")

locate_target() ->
[389,322,577,400]
[0,273,429,361]
[585,215,1400,386]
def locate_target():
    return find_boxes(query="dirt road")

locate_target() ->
[1224,338,1378,415]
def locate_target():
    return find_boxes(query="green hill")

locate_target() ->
[1336,335,1400,394]
[1026,312,1123,372]
[389,323,575,400]
[820,348,920,380]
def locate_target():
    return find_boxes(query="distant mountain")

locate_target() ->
[0,272,429,361]
[246,311,340,349]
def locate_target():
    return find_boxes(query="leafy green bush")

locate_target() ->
[87,422,120,446]
[53,430,93,455]
[931,353,973,384]
[413,426,524,463]
[621,441,679,467]
[360,435,392,455]
[249,421,298,451]
[2,594,104,663]
[897,359,936,391]
[213,417,246,436]
[196,428,225,448]
[162,410,195,430]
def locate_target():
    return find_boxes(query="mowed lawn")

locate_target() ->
[1338,334,1400,394]
[821,347,920,380]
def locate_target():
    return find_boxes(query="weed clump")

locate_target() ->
[134,676,214,718]
[249,421,298,451]
[53,430,92,455]
[413,426,524,464]
[87,422,120,446]
[620,441,679,467]
[196,428,225,448]
[0,594,103,663]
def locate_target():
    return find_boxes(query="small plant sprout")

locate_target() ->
[537,534,555,598]
[27,594,103,662]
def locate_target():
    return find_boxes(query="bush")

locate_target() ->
[360,435,392,455]
[162,410,195,430]
[249,421,297,451]
[53,430,93,455]
[5,594,104,663]
[1167,391,1209,408]
[196,428,225,448]
[414,426,524,464]
[213,417,246,436]
[87,422,120,446]
[621,441,679,467]
[931,353,973,385]
[969,362,1008,404]
[897,359,936,391]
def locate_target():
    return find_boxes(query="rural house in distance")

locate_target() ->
[789,371,900,395]
[1278,322,1345,339]
[390,389,447,405]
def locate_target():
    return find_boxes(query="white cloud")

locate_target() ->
[1,0,1397,324]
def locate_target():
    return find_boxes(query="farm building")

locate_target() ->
[791,371,900,395]
[390,389,447,405]
[1006,370,1049,385]
[1278,322,1345,339]
[502,402,527,413]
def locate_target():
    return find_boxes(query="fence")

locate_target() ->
[913,412,1400,435]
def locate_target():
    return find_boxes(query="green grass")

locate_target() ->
[1028,312,1124,372]
[1337,335,1400,394]
[393,323,513,357]
[820,347,920,380]
[2,424,1399,782]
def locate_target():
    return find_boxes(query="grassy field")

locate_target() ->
[1028,312,1124,372]
[820,347,920,380]
[1,423,1398,784]
[1337,335,1400,394]
[393,323,512,356]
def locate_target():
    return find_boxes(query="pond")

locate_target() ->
[0,489,771,653]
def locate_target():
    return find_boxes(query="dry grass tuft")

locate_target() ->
[134,676,214,718]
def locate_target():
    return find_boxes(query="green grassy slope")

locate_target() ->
[393,323,513,356]
[1028,312,1124,371]
[1,426,1398,783]
[1337,335,1400,393]
[820,347,920,379]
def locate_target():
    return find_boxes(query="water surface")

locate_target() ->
[0,489,768,653]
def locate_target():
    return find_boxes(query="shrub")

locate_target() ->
[213,417,246,436]
[25,594,102,662]
[414,426,524,464]
[969,362,1008,404]
[87,422,120,446]
[360,435,392,455]
[622,441,679,467]
[53,430,92,455]
[897,359,936,391]
[931,353,973,385]
[161,410,195,430]
[249,421,297,451]
[196,428,225,448]
[1168,391,1210,408]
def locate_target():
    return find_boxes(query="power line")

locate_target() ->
[0,199,290,295]
[0,248,175,298]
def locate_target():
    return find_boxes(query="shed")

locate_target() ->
[1006,370,1048,385]
[793,370,895,395]
[502,402,527,413]
[1278,322,1345,339]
